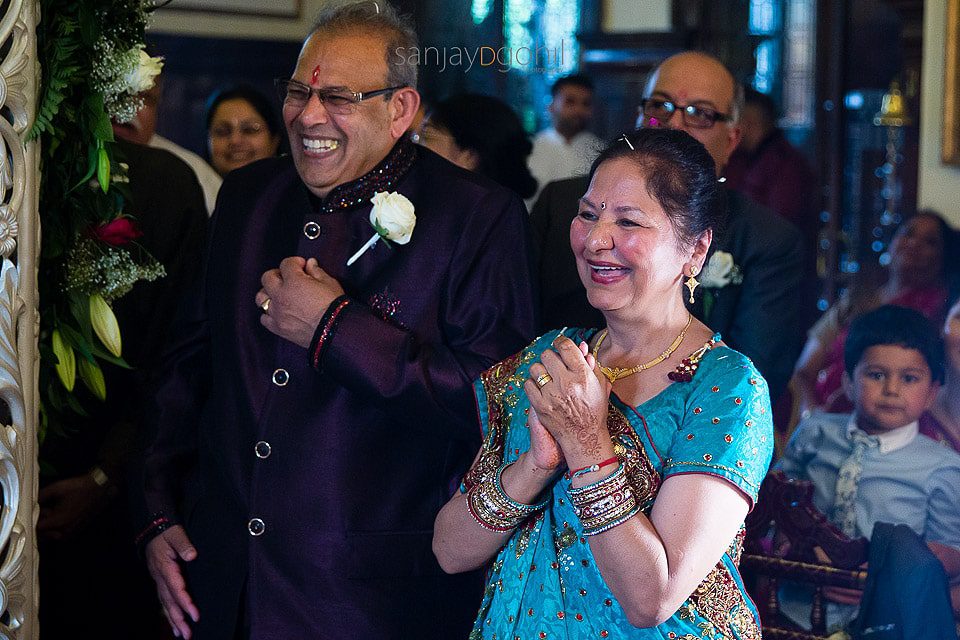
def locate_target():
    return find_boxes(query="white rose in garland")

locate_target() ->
[347,191,416,265]
[124,46,164,94]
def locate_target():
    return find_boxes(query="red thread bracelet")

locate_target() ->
[566,456,619,479]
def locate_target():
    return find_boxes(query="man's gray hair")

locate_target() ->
[311,1,419,89]
[728,81,744,124]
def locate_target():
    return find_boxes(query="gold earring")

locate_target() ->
[685,266,700,304]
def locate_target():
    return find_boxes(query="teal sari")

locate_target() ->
[462,329,773,640]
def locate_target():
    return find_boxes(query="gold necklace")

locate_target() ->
[592,313,693,383]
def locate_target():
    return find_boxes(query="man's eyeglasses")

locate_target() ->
[639,98,732,130]
[275,78,404,115]
[209,122,268,139]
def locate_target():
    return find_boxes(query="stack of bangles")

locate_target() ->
[467,462,550,531]
[567,462,640,536]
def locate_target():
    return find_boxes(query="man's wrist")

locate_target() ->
[308,294,352,370]
[135,511,177,552]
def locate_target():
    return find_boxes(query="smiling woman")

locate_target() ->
[433,128,776,639]
[205,85,281,177]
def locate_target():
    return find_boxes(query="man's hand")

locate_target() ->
[257,257,346,348]
[146,525,199,639]
[37,473,112,540]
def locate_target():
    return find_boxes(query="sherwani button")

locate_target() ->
[272,369,289,386]
[304,222,322,239]
[248,518,265,536]
[255,441,272,458]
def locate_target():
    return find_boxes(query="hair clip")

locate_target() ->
[619,133,635,151]
[717,176,727,183]
[371,1,380,13]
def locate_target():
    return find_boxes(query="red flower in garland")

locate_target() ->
[91,217,142,246]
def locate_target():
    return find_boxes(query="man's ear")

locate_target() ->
[389,87,421,140]
[716,123,743,173]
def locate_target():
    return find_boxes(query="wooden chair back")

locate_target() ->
[741,471,869,639]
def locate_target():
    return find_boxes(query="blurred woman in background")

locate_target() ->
[922,296,960,452]
[792,210,957,414]
[205,85,281,177]
[415,93,538,200]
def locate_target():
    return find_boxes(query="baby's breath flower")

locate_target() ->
[63,236,165,302]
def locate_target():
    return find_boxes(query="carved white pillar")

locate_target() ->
[0,0,41,637]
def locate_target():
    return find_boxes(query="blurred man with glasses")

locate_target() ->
[139,3,536,638]
[530,51,804,403]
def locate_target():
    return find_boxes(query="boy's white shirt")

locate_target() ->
[847,414,918,454]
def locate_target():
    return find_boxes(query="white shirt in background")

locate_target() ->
[526,127,603,206]
[149,134,223,216]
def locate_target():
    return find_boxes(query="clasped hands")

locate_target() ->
[256,257,346,348]
[521,335,614,475]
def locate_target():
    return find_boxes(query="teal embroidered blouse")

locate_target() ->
[461,329,774,640]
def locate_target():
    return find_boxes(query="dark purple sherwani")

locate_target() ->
[143,141,537,639]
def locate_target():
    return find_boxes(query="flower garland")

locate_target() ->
[31,0,166,439]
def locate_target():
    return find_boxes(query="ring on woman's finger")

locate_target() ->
[535,372,553,388]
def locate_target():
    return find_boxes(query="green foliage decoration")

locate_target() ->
[32,0,166,441]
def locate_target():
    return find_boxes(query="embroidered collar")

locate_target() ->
[314,138,417,215]
[846,415,918,454]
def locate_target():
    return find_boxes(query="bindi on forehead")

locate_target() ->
[311,66,321,85]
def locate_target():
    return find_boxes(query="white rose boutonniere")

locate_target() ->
[124,46,164,95]
[700,251,743,288]
[347,191,416,265]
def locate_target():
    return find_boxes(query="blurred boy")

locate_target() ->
[778,304,960,632]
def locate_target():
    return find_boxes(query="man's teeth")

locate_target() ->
[303,138,339,151]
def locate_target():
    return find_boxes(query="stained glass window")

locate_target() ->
[502,0,579,131]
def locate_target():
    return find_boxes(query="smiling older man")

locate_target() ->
[139,3,537,639]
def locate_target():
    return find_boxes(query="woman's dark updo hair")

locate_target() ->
[204,85,281,137]
[589,128,726,250]
[427,93,538,199]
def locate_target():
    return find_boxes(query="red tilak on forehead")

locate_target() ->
[311,66,321,85]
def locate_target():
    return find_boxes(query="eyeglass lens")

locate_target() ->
[643,100,719,129]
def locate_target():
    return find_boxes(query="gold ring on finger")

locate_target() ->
[535,372,553,388]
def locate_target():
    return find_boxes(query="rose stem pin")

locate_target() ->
[347,233,382,266]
